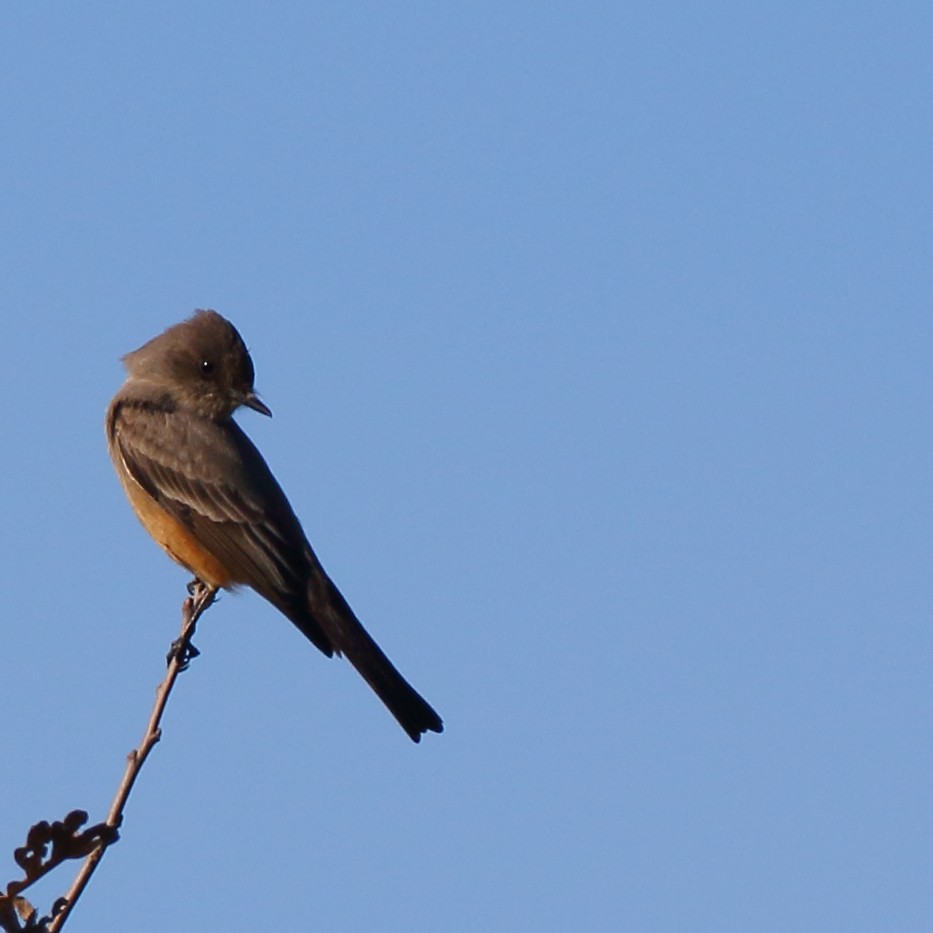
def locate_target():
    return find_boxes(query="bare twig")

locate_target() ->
[43,583,218,932]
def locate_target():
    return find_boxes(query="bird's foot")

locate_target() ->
[167,636,200,670]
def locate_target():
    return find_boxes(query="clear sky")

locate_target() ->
[2,3,932,931]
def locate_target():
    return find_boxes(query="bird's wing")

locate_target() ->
[111,398,333,654]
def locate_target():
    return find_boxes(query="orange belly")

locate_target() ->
[121,473,234,589]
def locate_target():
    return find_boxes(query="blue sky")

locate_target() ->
[2,3,933,931]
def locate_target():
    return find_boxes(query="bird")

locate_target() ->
[106,309,443,742]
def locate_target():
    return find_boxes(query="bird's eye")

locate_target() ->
[200,359,215,375]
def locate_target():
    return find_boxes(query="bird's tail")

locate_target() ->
[290,563,443,742]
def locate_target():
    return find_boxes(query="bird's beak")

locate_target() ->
[242,391,272,417]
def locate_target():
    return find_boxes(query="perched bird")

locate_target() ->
[106,310,443,741]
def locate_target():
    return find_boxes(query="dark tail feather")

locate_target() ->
[293,566,443,742]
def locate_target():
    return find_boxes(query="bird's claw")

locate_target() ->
[167,636,200,670]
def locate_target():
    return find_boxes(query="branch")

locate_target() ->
[0,813,115,932]
[1,582,217,933]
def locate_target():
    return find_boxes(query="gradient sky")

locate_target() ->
[3,4,933,931]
